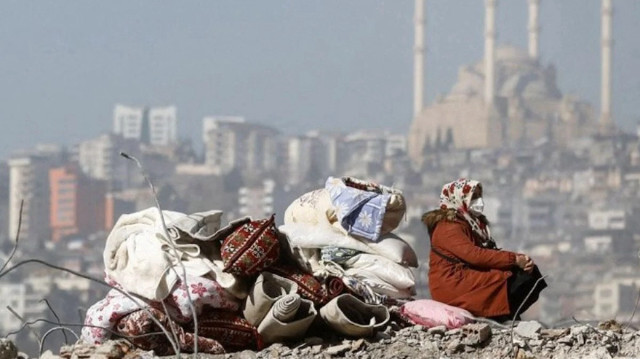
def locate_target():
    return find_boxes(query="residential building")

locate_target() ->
[594,280,638,320]
[8,155,51,248]
[148,106,178,146]
[238,179,293,223]
[113,104,177,146]
[202,117,279,175]
[78,133,139,190]
[49,166,107,242]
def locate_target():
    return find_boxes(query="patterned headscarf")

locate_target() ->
[439,178,492,244]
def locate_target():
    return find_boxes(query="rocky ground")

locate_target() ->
[20,319,640,358]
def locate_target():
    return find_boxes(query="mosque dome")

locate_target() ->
[408,45,597,164]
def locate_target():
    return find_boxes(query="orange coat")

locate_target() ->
[425,211,517,318]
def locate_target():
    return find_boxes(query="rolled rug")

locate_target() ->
[319,294,390,337]
[327,276,345,298]
[242,272,298,326]
[272,294,301,322]
[258,296,318,345]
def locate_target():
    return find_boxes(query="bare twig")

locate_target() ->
[0,259,179,354]
[7,305,41,345]
[159,297,180,350]
[0,199,23,273]
[121,151,198,355]
[77,307,85,325]
[40,298,69,345]
[39,327,79,358]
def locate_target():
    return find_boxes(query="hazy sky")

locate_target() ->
[1,1,639,159]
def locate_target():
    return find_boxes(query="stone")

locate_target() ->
[375,332,391,341]
[514,321,542,339]
[325,344,350,356]
[570,325,590,336]
[598,320,623,333]
[446,339,463,355]
[40,351,60,359]
[558,335,573,345]
[528,339,543,347]
[304,337,324,346]
[515,348,536,359]
[446,328,462,336]
[427,325,447,336]
[311,345,323,354]
[0,339,17,359]
[540,328,569,338]
[412,325,424,332]
[463,345,476,352]
[351,339,365,351]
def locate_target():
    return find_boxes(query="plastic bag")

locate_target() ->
[400,299,474,329]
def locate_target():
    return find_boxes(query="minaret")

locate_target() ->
[600,0,613,130]
[413,0,425,117]
[484,0,496,106]
[528,0,540,60]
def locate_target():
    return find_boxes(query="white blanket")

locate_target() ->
[104,207,249,301]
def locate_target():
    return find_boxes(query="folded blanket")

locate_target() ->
[114,307,225,356]
[325,177,390,242]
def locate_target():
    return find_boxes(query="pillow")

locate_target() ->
[280,223,418,267]
[362,233,419,268]
[342,253,416,296]
[283,189,337,226]
[221,214,280,277]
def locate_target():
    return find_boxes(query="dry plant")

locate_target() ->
[0,152,208,359]
[121,151,199,355]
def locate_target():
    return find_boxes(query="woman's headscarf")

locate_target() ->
[439,178,493,245]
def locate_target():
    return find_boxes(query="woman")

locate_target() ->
[423,178,547,321]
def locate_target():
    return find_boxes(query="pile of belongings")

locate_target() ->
[81,176,418,355]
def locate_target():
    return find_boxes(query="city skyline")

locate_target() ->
[0,1,639,160]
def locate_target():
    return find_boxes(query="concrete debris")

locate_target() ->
[461,323,491,345]
[25,321,640,359]
[598,320,623,333]
[515,320,543,339]
[325,343,350,356]
[59,340,156,359]
[540,327,569,338]
[427,325,447,336]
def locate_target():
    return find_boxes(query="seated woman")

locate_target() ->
[423,178,547,321]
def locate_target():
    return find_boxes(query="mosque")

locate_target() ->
[407,0,615,167]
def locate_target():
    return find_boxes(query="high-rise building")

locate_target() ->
[49,166,107,242]
[8,156,51,247]
[113,104,177,146]
[78,133,140,190]
[148,106,178,146]
[283,131,341,186]
[202,117,279,175]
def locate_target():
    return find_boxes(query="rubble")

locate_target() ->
[23,319,640,358]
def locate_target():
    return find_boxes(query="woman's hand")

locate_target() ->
[515,254,534,273]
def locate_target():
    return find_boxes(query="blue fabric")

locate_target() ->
[325,177,390,242]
